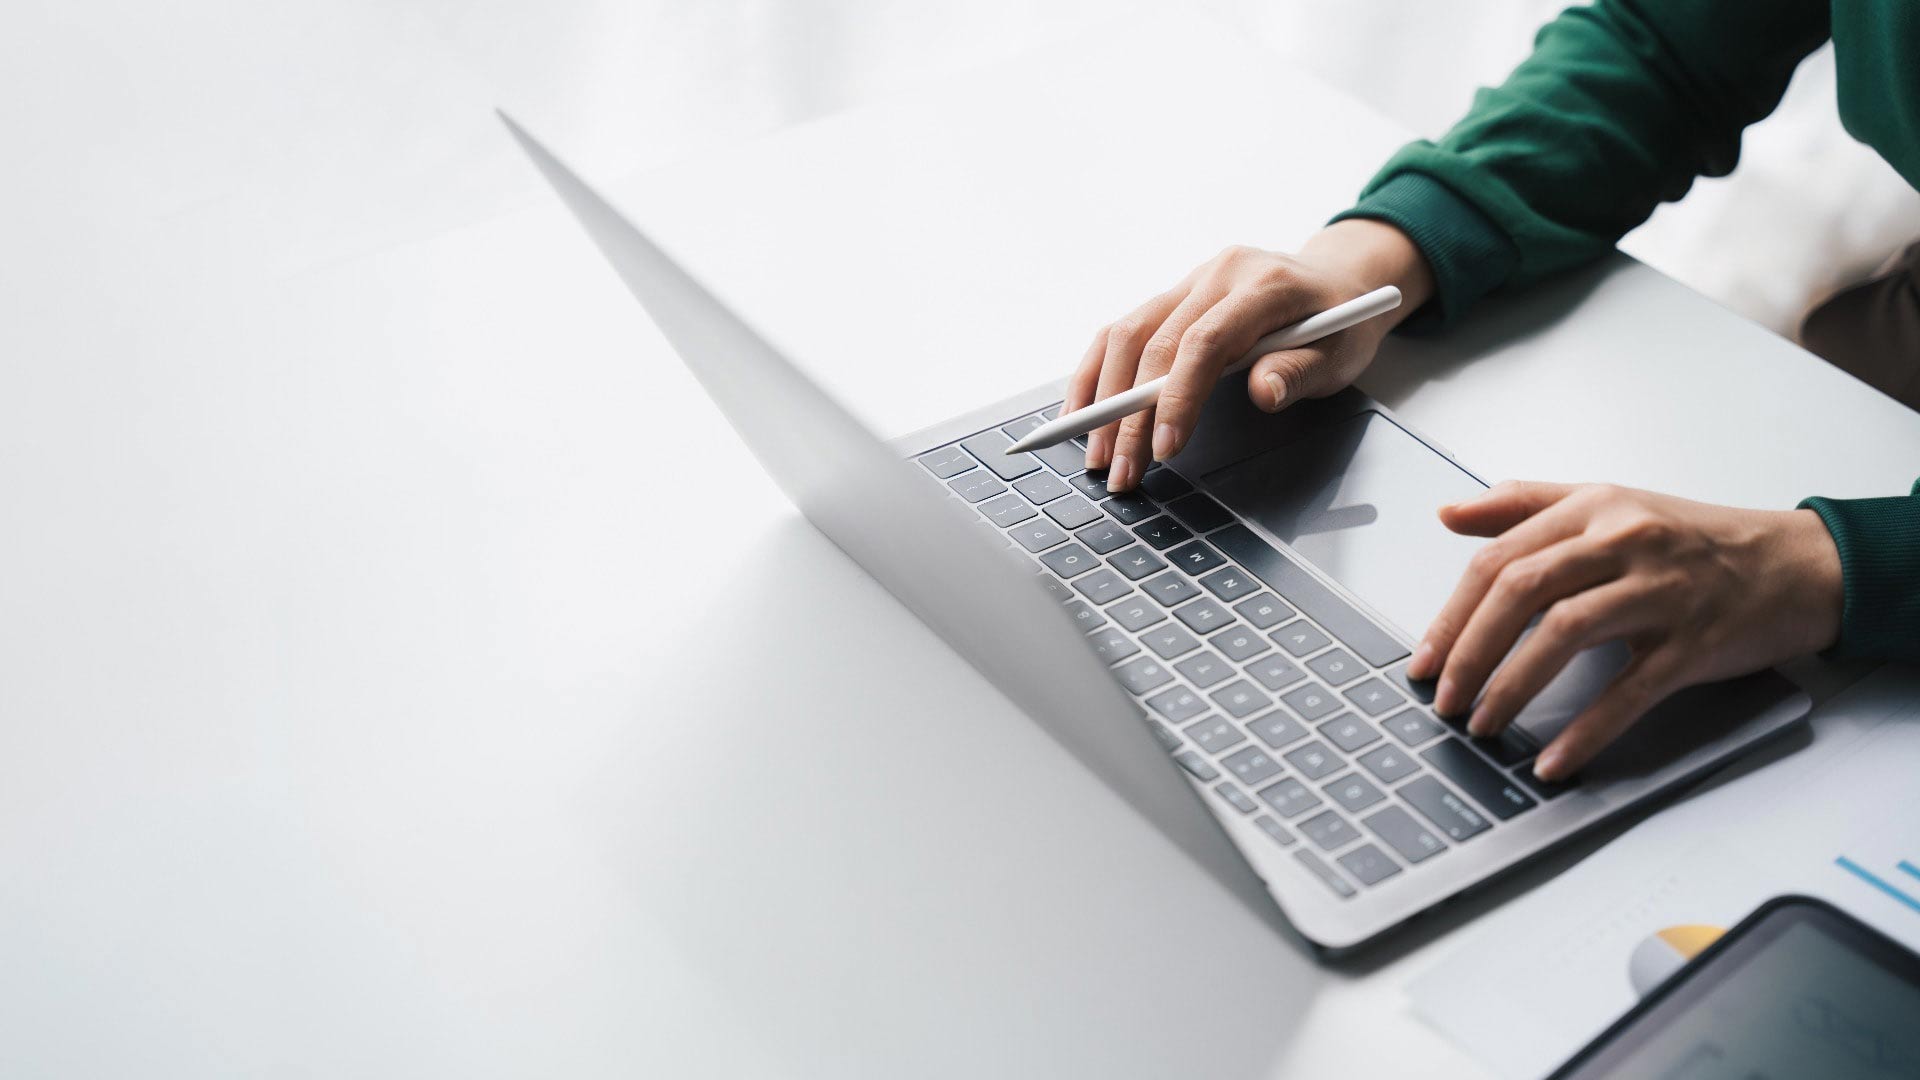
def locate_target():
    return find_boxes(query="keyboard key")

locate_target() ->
[1215,783,1259,814]
[1061,600,1107,632]
[1167,493,1234,532]
[1045,494,1104,530]
[1382,709,1447,747]
[1294,848,1357,898]
[1012,470,1071,504]
[1075,520,1131,554]
[1342,677,1406,717]
[1387,662,1438,705]
[1280,682,1342,722]
[1113,656,1174,695]
[1147,686,1208,722]
[1232,592,1294,629]
[1271,620,1332,657]
[1103,491,1158,524]
[1283,740,1342,781]
[1336,843,1402,886]
[1398,775,1491,841]
[1174,649,1234,689]
[1222,745,1284,786]
[1138,468,1193,500]
[1106,545,1168,581]
[1133,516,1194,550]
[1167,540,1227,576]
[1211,524,1410,667]
[1174,597,1232,633]
[1306,647,1364,687]
[979,492,1036,528]
[1174,749,1219,781]
[1142,623,1201,660]
[1109,597,1165,632]
[1247,710,1311,750]
[961,430,1041,480]
[1318,713,1382,753]
[1475,727,1538,767]
[1299,809,1360,851]
[1011,520,1069,552]
[1357,744,1421,784]
[947,469,1007,503]
[1072,568,1134,606]
[1185,715,1246,754]
[1420,739,1538,820]
[1041,404,1062,420]
[917,445,974,478]
[1086,627,1139,664]
[1144,572,1201,607]
[1362,805,1447,864]
[1199,566,1259,602]
[1068,471,1111,500]
[1035,573,1073,603]
[1257,777,1324,819]
[1245,654,1307,692]
[1208,625,1269,663]
[1039,543,1099,578]
[1514,764,1578,800]
[1324,772,1387,814]
[1000,415,1045,442]
[1147,718,1183,753]
[1253,814,1297,848]
[1209,679,1272,719]
[1032,441,1086,476]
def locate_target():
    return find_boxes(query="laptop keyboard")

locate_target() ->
[915,406,1571,900]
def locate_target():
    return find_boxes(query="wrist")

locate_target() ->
[1775,508,1845,655]
[1302,219,1436,331]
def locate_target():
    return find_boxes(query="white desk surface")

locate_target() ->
[6,10,1920,1079]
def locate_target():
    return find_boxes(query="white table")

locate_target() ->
[5,11,1918,1079]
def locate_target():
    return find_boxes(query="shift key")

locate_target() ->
[1419,739,1537,820]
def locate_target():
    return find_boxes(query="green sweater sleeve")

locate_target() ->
[1801,483,1920,661]
[1333,0,1830,326]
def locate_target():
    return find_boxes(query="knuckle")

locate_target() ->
[1138,331,1181,371]
[1493,559,1547,601]
[1541,598,1594,640]
[1466,543,1507,579]
[1106,317,1146,346]
[1180,322,1223,356]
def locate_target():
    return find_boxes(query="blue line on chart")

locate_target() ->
[1898,860,1920,884]
[1836,856,1920,915]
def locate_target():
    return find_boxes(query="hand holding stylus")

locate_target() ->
[1052,221,1436,492]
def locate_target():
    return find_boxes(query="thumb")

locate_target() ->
[1246,347,1331,413]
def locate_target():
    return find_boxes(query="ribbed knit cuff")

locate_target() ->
[1330,171,1519,332]
[1799,481,1920,661]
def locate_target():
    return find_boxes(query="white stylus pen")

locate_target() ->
[1004,285,1403,454]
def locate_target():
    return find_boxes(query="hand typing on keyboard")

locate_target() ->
[1406,481,1843,783]
[1061,220,1434,492]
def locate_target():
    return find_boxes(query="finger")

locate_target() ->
[1410,492,1592,687]
[1438,480,1582,538]
[1086,288,1185,471]
[1465,575,1656,737]
[1533,648,1682,782]
[1063,330,1108,415]
[1246,344,1333,413]
[1109,286,1224,490]
[1435,536,1625,729]
[1152,286,1305,456]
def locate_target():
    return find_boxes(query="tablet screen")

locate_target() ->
[1560,902,1920,1079]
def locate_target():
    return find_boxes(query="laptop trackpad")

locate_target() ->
[1203,410,1628,746]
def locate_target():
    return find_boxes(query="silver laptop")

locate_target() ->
[502,115,1811,954]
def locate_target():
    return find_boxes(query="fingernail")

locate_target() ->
[1085,431,1109,469]
[1434,675,1457,716]
[1152,423,1179,462]
[1262,372,1286,412]
[1533,751,1562,782]
[1466,709,1491,738]
[1408,640,1435,678]
[1107,454,1135,493]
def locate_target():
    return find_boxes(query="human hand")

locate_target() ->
[1065,219,1434,492]
[1407,482,1843,781]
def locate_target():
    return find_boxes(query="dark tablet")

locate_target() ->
[1549,894,1920,1079]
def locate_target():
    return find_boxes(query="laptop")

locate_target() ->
[501,114,1812,954]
